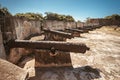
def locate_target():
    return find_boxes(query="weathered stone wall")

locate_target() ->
[14,17,42,40]
[76,22,84,28]
[7,18,84,40]
[0,16,16,43]
[0,29,6,59]
[43,20,66,30]
[43,20,84,30]
[88,18,120,26]
[14,19,85,39]
[66,22,76,29]
[0,58,28,80]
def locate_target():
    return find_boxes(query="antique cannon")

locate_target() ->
[66,28,85,33]
[43,29,74,41]
[7,40,90,53]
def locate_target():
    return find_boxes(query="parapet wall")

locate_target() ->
[43,20,83,30]
[14,17,42,40]
[0,29,6,59]
[14,19,84,39]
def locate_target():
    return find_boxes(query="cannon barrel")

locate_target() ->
[8,40,90,53]
[43,29,73,39]
[79,27,93,31]
[66,28,85,33]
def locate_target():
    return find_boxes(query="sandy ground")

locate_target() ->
[28,26,120,80]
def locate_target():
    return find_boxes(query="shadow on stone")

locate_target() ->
[29,65,101,80]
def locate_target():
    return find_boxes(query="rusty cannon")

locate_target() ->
[7,40,90,53]
[65,28,87,37]
[66,28,85,33]
[43,29,74,41]
[78,27,93,31]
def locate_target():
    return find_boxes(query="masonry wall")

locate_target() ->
[43,20,84,30]
[2,17,83,41]
[88,18,120,26]
[43,20,66,30]
[76,22,84,28]
[14,17,42,40]
[0,29,6,59]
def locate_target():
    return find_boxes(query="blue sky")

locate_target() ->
[0,0,120,21]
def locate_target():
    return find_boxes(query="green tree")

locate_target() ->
[44,12,75,22]
[0,5,11,16]
[15,12,43,20]
[105,14,120,21]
